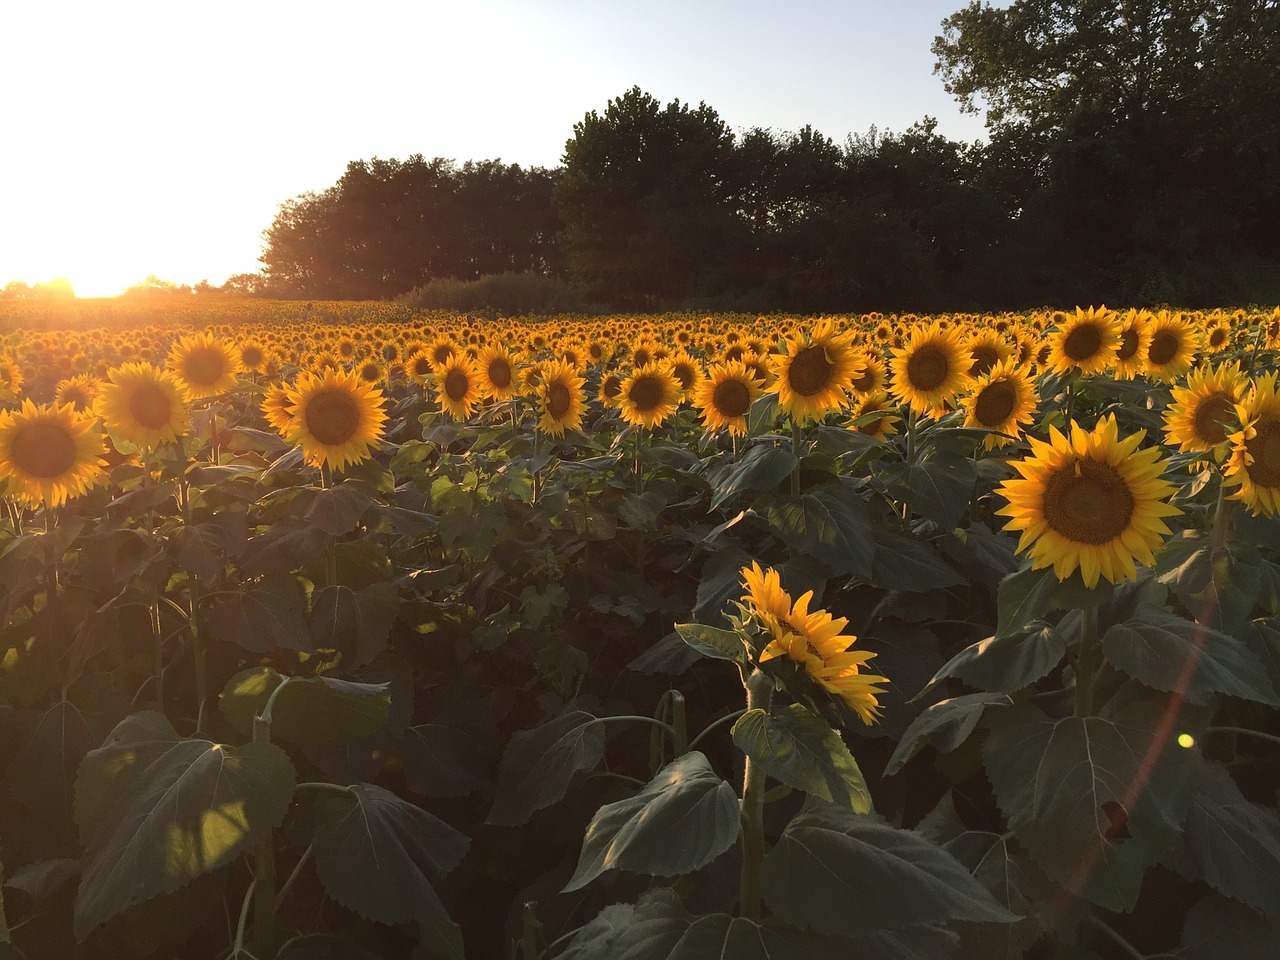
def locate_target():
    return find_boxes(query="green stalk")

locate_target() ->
[790,417,803,496]
[320,461,338,586]
[150,601,165,709]
[1204,726,1280,747]
[1074,605,1100,717]
[738,670,774,919]
[249,679,293,958]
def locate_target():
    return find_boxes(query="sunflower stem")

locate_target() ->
[790,417,802,495]
[738,669,774,920]
[252,686,281,957]
[1074,605,1101,717]
[150,600,165,709]
[1204,725,1280,747]
[320,462,338,586]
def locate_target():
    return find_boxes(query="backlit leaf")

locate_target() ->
[732,704,871,812]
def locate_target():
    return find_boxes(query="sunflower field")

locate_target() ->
[0,299,1279,960]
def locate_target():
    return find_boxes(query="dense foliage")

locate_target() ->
[0,301,1278,959]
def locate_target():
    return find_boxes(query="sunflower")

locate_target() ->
[0,399,106,507]
[665,351,702,398]
[167,332,242,400]
[965,330,1013,379]
[477,346,519,401]
[1045,306,1120,377]
[848,347,887,395]
[0,356,25,401]
[435,355,483,420]
[693,360,762,437]
[426,336,457,370]
[618,363,682,429]
[771,322,861,424]
[282,368,388,472]
[962,359,1038,450]
[598,371,624,409]
[536,360,587,437]
[1201,315,1233,355]
[261,384,293,434]
[1144,310,1201,382]
[237,340,271,375]
[848,390,900,441]
[1225,373,1280,517]
[739,562,887,726]
[404,350,435,384]
[888,321,972,416]
[1163,361,1246,458]
[54,373,103,412]
[96,361,190,450]
[1113,309,1153,380]
[995,416,1181,588]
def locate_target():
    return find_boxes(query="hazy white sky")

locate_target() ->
[1,0,987,297]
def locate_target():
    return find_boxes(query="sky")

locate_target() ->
[0,0,989,298]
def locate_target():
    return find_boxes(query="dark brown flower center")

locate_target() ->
[1148,330,1180,367]
[1117,328,1139,361]
[128,383,174,429]
[712,378,752,418]
[1042,458,1135,545]
[629,375,665,412]
[241,345,264,368]
[1246,416,1280,488]
[12,421,77,478]
[1192,392,1235,445]
[487,359,512,389]
[671,363,696,391]
[305,389,361,445]
[973,380,1017,427]
[1208,327,1228,349]
[181,347,228,387]
[906,344,950,392]
[444,368,470,402]
[787,345,834,397]
[1063,324,1102,362]
[546,382,571,418]
[969,345,1000,378]
[601,375,621,400]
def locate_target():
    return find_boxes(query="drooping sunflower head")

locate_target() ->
[618,362,682,429]
[1163,361,1246,458]
[1046,306,1120,377]
[771,322,860,424]
[0,399,107,508]
[693,360,762,437]
[1225,373,1280,517]
[536,359,587,438]
[261,384,294,434]
[283,368,388,472]
[167,332,242,400]
[1112,308,1154,380]
[1144,310,1202,382]
[96,361,190,451]
[995,416,1181,588]
[888,321,973,416]
[435,355,482,421]
[961,358,1038,450]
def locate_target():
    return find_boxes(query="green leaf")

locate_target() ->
[564,751,739,892]
[311,782,468,956]
[274,933,386,960]
[877,454,976,531]
[982,702,1196,911]
[560,890,863,960]
[486,710,605,826]
[761,800,1018,935]
[307,582,399,667]
[1102,604,1280,706]
[205,573,311,654]
[72,711,295,941]
[869,527,963,591]
[745,392,780,440]
[674,622,746,664]
[710,443,796,510]
[8,700,107,830]
[394,723,491,799]
[764,483,874,578]
[1168,759,1280,919]
[731,704,871,812]
[1174,895,1280,960]
[218,668,392,746]
[295,484,373,535]
[996,564,1111,637]
[924,625,1065,695]
[885,693,1010,775]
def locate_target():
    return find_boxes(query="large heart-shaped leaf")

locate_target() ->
[764,483,874,578]
[205,573,310,654]
[308,582,399,667]
[869,527,963,591]
[486,709,605,826]
[885,693,1010,775]
[564,751,739,892]
[924,625,1064,696]
[877,454,976,532]
[72,711,295,941]
[710,443,796,510]
[311,782,468,957]
[218,668,392,746]
[761,800,1018,935]
[732,704,871,812]
[1102,604,1280,706]
[983,701,1196,911]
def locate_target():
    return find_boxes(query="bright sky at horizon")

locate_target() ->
[1,0,988,298]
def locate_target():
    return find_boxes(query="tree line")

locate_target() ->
[247,0,1279,311]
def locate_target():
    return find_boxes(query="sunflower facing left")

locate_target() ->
[0,399,107,508]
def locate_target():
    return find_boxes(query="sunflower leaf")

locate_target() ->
[761,800,1019,935]
[764,483,874,578]
[877,454,976,532]
[885,693,1010,775]
[563,751,739,892]
[674,623,746,663]
[710,443,796,510]
[983,701,1197,911]
[869,527,964,592]
[1102,604,1280,706]
[922,624,1065,696]
[486,709,606,826]
[205,572,311,654]
[731,704,871,812]
[218,668,392,745]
